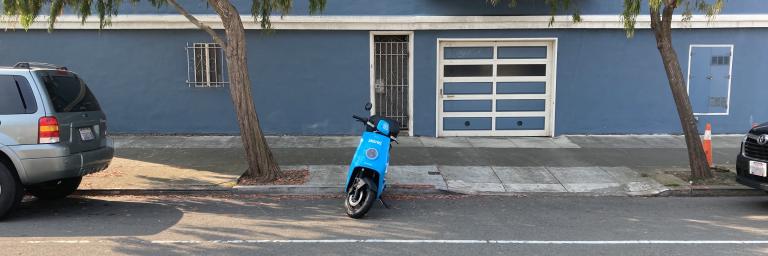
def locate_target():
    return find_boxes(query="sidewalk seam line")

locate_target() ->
[436,165,451,191]
[489,166,507,192]
[545,166,570,193]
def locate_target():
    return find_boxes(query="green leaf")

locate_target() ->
[4,0,327,32]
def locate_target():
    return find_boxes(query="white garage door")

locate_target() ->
[437,40,556,137]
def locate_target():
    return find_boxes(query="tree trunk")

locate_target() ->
[650,3,712,179]
[208,0,280,181]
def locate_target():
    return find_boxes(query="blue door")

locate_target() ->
[688,46,732,115]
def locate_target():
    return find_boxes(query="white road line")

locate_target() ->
[13,239,768,245]
[21,240,92,244]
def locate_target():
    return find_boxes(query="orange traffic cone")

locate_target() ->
[702,123,713,168]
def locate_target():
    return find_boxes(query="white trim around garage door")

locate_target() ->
[435,38,558,137]
[10,14,768,30]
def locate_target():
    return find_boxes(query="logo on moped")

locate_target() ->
[367,139,382,146]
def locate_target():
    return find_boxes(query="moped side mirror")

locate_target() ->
[364,102,372,111]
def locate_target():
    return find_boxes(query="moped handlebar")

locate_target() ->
[353,115,397,143]
[353,115,375,129]
[352,115,367,122]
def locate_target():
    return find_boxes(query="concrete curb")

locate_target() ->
[657,185,766,197]
[73,185,764,197]
[442,189,671,197]
[73,185,451,196]
[232,185,449,195]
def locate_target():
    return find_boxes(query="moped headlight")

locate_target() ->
[365,148,379,160]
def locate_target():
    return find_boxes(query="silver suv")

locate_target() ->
[0,63,114,219]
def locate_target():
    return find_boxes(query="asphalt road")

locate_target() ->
[2,195,768,255]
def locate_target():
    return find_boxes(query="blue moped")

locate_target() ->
[344,103,399,218]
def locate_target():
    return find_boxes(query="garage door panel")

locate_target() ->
[496,117,546,130]
[444,65,493,77]
[443,82,493,95]
[443,117,492,130]
[443,100,492,112]
[497,82,546,94]
[444,47,494,59]
[498,46,548,59]
[496,99,546,112]
[497,64,547,76]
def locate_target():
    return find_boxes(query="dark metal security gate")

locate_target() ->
[373,35,410,131]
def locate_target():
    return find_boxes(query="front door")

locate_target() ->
[372,34,411,133]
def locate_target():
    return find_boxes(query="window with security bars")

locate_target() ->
[186,43,228,88]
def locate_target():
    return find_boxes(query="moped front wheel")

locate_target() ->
[344,177,376,219]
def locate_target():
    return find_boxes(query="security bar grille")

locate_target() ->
[186,43,228,88]
[373,35,410,131]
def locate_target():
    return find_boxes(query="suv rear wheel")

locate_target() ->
[0,162,24,220]
[28,177,82,200]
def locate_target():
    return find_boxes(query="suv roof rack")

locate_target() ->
[13,62,68,71]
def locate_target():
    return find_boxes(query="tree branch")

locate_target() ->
[649,7,663,39]
[206,0,232,30]
[661,1,675,32]
[167,0,227,48]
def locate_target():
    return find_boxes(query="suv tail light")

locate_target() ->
[39,116,60,144]
[101,119,108,136]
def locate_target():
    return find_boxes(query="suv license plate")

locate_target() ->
[79,127,95,141]
[750,161,767,177]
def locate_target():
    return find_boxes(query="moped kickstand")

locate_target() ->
[379,198,391,209]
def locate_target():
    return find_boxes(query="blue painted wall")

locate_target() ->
[0,30,370,135]
[1,28,766,136]
[24,0,768,16]
[412,28,768,136]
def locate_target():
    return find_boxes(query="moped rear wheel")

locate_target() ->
[344,177,376,219]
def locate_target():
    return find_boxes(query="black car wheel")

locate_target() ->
[28,177,82,200]
[0,162,23,220]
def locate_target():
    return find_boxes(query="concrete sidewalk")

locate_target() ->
[114,134,745,149]
[80,135,746,196]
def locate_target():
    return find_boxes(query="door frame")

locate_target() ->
[370,31,414,136]
[435,38,558,137]
[686,44,734,116]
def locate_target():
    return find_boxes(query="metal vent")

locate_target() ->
[711,56,730,65]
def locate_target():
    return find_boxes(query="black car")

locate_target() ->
[736,122,768,191]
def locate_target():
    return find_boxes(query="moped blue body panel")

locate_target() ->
[345,131,390,199]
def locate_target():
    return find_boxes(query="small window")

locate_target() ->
[0,75,37,115]
[444,47,493,59]
[186,43,228,88]
[497,46,547,59]
[497,64,546,76]
[444,65,493,77]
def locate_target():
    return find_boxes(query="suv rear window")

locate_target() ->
[37,71,101,113]
[0,75,37,115]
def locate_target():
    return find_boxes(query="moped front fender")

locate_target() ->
[345,132,390,198]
